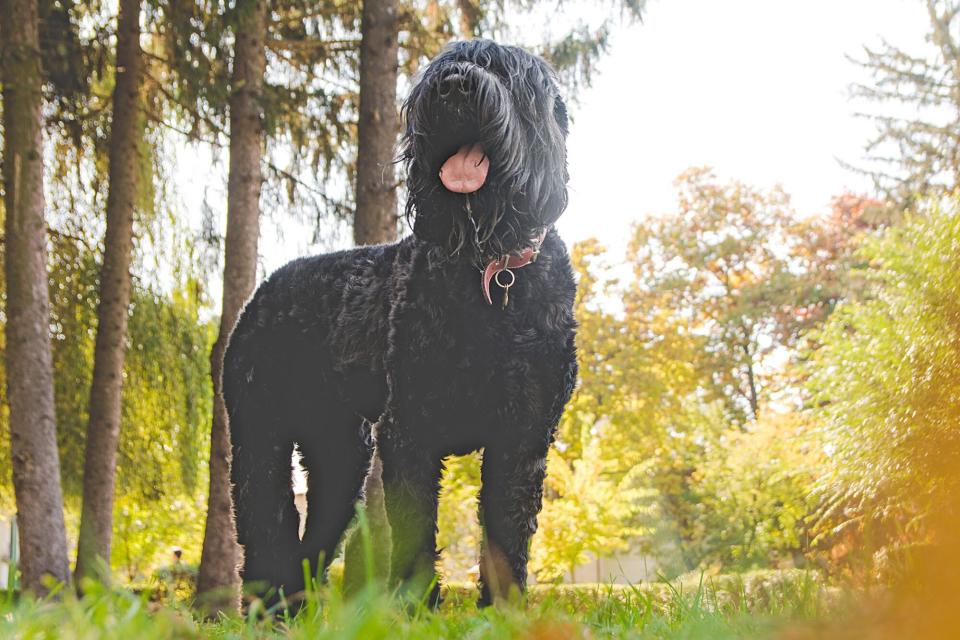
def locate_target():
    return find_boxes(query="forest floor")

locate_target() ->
[0,569,866,639]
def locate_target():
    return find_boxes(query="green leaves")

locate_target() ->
[531,441,650,582]
[627,167,814,423]
[0,231,215,576]
[808,197,960,567]
[542,172,875,580]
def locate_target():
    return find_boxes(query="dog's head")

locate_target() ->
[400,40,569,263]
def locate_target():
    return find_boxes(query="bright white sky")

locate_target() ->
[174,0,930,289]
[556,0,928,255]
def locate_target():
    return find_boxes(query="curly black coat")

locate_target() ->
[225,40,578,607]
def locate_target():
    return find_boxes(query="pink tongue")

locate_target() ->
[439,143,489,193]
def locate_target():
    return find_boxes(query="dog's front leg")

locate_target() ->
[477,446,549,606]
[378,422,443,606]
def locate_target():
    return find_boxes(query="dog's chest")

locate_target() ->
[384,247,576,448]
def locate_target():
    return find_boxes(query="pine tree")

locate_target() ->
[353,0,400,245]
[850,0,960,206]
[196,0,267,616]
[74,0,144,588]
[0,0,72,595]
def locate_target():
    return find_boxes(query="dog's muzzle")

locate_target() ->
[434,64,499,194]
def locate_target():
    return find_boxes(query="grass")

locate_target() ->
[0,570,831,639]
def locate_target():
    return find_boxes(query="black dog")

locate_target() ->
[225,40,577,607]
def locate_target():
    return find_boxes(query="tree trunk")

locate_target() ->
[457,0,481,39]
[343,0,399,594]
[74,0,142,589]
[740,340,759,422]
[353,0,399,245]
[0,0,72,595]
[196,0,266,617]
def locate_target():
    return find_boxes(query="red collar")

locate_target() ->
[480,229,548,306]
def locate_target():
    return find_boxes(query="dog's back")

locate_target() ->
[224,243,396,419]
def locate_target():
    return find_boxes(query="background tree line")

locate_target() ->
[443,0,960,585]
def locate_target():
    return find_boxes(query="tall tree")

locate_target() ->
[74,0,143,587]
[850,0,960,206]
[353,0,400,245]
[0,0,72,594]
[196,0,267,616]
[457,0,481,38]
[342,0,400,595]
[627,168,807,423]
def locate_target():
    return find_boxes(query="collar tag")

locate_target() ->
[479,228,549,306]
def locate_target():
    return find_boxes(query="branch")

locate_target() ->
[142,71,226,145]
[0,228,97,254]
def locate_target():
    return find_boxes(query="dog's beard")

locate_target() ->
[400,42,570,264]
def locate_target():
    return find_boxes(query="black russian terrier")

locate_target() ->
[225,39,578,607]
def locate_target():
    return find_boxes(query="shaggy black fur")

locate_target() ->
[225,40,578,608]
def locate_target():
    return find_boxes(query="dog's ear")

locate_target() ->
[554,96,569,136]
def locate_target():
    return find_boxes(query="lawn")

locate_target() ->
[0,570,834,639]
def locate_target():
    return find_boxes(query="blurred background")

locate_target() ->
[0,0,957,623]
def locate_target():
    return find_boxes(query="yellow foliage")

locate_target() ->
[530,439,649,582]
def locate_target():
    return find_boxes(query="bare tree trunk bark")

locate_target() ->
[353,0,399,245]
[74,0,142,589]
[343,0,399,594]
[740,340,759,422]
[1,0,72,595]
[196,0,266,617]
[457,0,481,39]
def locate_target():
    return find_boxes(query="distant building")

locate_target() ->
[565,550,659,584]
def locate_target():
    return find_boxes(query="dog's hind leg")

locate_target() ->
[296,414,375,587]
[231,416,304,608]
